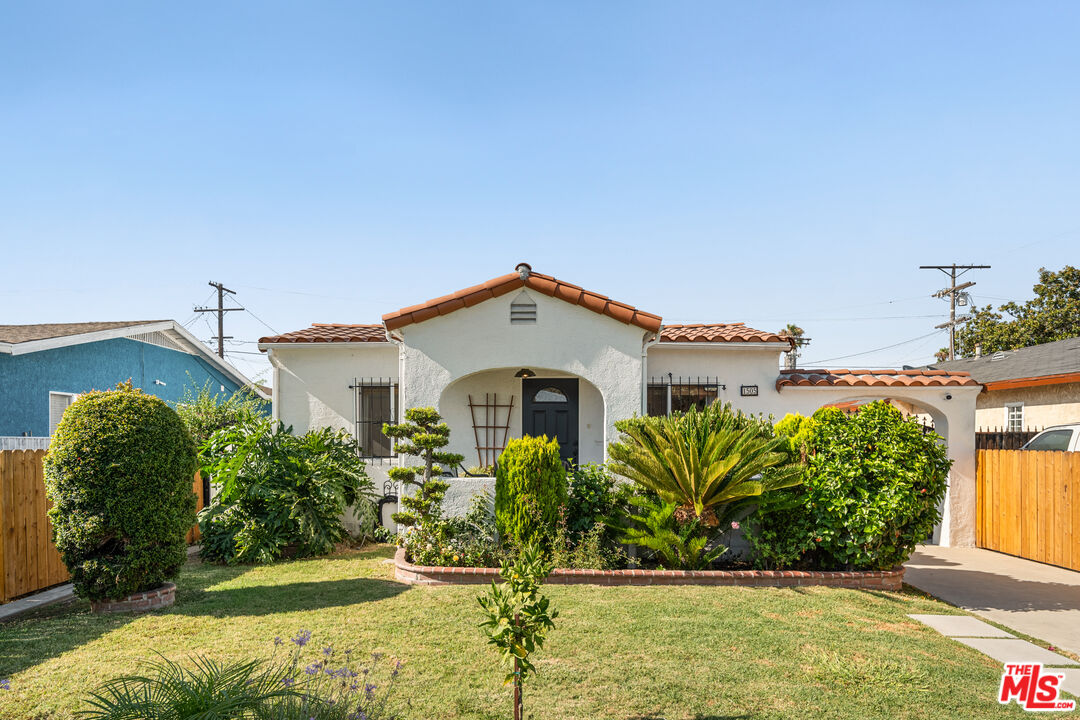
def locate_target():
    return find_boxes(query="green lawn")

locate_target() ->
[0,545,1042,719]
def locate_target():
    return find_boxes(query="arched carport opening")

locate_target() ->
[775,369,981,547]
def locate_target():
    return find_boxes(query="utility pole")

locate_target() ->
[919,264,991,361]
[194,281,242,358]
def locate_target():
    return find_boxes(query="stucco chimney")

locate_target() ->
[974,343,982,358]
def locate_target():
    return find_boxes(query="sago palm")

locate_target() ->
[609,404,803,527]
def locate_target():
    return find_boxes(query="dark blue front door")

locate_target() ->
[522,378,579,465]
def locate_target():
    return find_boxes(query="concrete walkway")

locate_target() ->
[0,583,74,622]
[905,545,1080,657]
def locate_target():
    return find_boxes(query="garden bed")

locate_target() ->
[394,548,904,589]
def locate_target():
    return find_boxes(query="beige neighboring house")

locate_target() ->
[927,337,1080,432]
[258,263,982,546]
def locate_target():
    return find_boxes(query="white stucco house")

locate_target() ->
[258,263,981,546]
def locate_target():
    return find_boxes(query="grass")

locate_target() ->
[0,545,1040,719]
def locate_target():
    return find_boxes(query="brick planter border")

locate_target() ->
[394,549,903,590]
[90,582,176,614]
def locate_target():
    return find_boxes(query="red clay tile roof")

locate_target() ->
[660,323,795,346]
[258,324,388,344]
[775,368,979,391]
[381,264,663,333]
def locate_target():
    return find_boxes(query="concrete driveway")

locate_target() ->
[905,545,1080,657]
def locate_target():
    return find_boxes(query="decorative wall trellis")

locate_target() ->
[468,393,515,467]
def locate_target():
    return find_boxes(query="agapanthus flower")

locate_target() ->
[0,679,9,691]
[305,663,322,676]
[273,636,283,646]
[323,646,333,656]
[292,629,312,647]
[282,677,295,687]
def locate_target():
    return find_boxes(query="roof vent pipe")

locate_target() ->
[516,262,532,281]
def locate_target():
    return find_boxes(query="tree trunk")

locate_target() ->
[514,612,523,720]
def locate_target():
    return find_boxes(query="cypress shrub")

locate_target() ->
[44,383,197,601]
[495,435,567,546]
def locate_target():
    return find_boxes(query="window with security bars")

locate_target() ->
[351,379,398,458]
[646,377,722,416]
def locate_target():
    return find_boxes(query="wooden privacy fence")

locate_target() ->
[0,449,203,602]
[977,449,1080,572]
[0,450,69,602]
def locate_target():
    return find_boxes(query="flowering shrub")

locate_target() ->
[399,491,504,567]
[81,629,405,719]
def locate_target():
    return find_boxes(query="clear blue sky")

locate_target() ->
[3,2,1078,385]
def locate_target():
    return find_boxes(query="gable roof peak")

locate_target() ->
[382,266,663,333]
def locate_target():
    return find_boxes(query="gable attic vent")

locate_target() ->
[510,291,537,325]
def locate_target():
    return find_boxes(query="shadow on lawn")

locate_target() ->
[172,576,409,617]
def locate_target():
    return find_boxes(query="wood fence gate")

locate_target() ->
[0,449,203,602]
[976,449,1080,572]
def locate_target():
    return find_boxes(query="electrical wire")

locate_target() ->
[805,330,946,366]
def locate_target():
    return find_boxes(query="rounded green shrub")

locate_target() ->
[44,383,197,601]
[495,436,567,547]
[749,401,950,571]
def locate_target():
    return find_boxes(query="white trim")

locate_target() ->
[1,321,176,355]
[48,391,78,436]
[1005,401,1024,432]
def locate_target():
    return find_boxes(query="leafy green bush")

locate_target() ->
[748,402,951,570]
[44,383,196,601]
[174,379,268,450]
[81,630,405,719]
[565,462,619,536]
[495,436,567,546]
[549,511,624,570]
[199,419,374,564]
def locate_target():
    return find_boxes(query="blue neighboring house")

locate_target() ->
[0,320,267,442]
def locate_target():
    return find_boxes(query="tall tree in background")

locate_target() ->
[944,265,1080,359]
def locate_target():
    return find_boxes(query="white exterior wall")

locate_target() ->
[975,383,1080,430]
[646,344,789,419]
[269,344,398,433]
[396,290,647,464]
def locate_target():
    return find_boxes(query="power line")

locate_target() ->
[805,330,946,366]
[919,264,991,361]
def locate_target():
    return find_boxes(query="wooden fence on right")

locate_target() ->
[976,449,1080,572]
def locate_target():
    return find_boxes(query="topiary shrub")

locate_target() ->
[495,435,567,547]
[748,401,951,571]
[44,382,197,601]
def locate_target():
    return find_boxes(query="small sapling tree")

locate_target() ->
[477,544,558,720]
[383,407,464,529]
